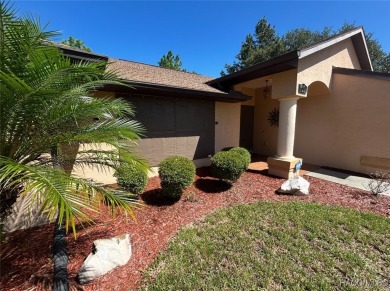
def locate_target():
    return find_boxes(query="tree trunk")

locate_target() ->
[51,145,69,290]
[52,214,69,291]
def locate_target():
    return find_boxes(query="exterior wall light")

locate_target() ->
[298,83,308,95]
[264,80,270,98]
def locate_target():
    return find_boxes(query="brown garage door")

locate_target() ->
[121,94,215,166]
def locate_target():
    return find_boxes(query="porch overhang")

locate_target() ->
[207,51,299,91]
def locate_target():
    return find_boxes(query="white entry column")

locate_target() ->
[267,96,302,179]
[276,97,299,159]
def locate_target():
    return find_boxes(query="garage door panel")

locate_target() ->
[121,94,215,166]
[173,131,214,159]
[176,99,211,132]
[131,97,176,132]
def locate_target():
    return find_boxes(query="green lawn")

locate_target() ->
[142,202,390,290]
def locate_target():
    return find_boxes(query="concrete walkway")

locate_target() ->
[305,168,390,196]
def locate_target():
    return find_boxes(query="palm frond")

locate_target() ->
[0,0,149,236]
[0,156,142,236]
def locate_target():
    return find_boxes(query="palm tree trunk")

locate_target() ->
[53,214,69,291]
[51,145,69,291]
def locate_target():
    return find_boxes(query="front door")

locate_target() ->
[239,105,254,151]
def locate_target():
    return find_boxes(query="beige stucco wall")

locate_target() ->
[3,190,53,232]
[235,86,256,106]
[272,69,298,99]
[295,73,390,174]
[253,87,279,156]
[297,38,361,94]
[65,91,127,184]
[70,142,152,184]
[71,143,118,184]
[215,101,241,153]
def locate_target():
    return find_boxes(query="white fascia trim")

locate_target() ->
[359,28,373,70]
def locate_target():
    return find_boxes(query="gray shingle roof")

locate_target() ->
[107,58,225,94]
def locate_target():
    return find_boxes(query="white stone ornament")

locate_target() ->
[278,176,310,196]
[77,233,132,284]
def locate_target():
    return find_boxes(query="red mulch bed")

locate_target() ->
[1,168,390,290]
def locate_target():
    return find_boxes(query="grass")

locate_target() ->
[142,202,390,290]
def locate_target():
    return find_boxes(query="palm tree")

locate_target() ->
[0,1,148,289]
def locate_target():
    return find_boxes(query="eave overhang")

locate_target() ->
[333,67,390,80]
[103,81,251,103]
[45,41,109,62]
[207,51,299,91]
[207,27,373,92]
[60,47,108,62]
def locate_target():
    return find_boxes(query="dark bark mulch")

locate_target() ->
[1,168,389,290]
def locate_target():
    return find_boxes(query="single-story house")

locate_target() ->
[64,27,388,183]
[4,27,389,231]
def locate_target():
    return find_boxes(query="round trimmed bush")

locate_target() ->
[160,181,183,199]
[229,147,251,169]
[211,151,246,183]
[114,163,148,195]
[221,147,251,169]
[158,156,196,199]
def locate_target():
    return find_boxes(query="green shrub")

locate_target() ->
[114,163,148,195]
[221,147,251,169]
[160,181,183,199]
[229,147,251,169]
[159,156,196,199]
[211,151,246,183]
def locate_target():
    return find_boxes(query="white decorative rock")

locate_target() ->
[278,176,310,196]
[77,233,132,284]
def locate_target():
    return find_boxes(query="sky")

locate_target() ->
[13,0,390,77]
